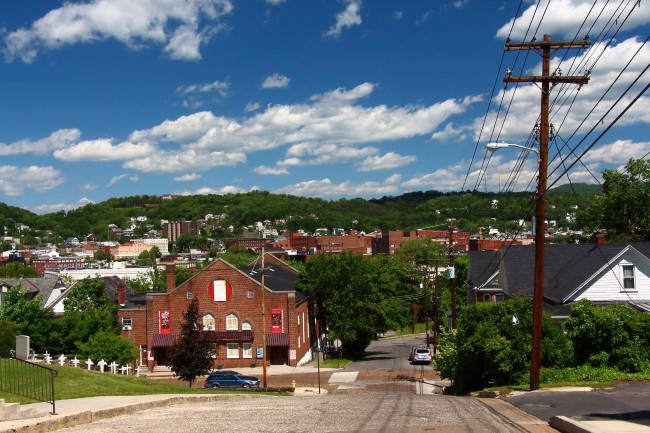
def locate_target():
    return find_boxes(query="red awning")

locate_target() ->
[266,333,289,347]
[151,334,176,348]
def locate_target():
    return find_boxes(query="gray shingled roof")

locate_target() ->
[240,254,307,305]
[0,275,62,307]
[469,242,650,307]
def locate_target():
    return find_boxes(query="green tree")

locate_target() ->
[94,249,112,261]
[578,158,650,241]
[298,251,411,354]
[76,330,138,365]
[0,320,19,356]
[437,299,570,394]
[0,286,55,352]
[168,298,214,387]
[0,262,40,278]
[54,277,119,354]
[565,300,650,372]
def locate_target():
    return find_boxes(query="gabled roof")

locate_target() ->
[239,253,307,304]
[469,242,650,306]
[0,275,63,307]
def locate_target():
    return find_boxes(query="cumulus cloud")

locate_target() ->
[174,173,201,181]
[326,0,362,38]
[275,174,401,198]
[357,152,417,172]
[0,165,65,196]
[53,139,155,161]
[3,0,234,63]
[32,197,94,214]
[175,185,246,195]
[123,149,246,173]
[252,165,289,175]
[177,79,230,96]
[261,73,290,89]
[497,0,650,41]
[580,139,650,164]
[440,37,650,152]
[0,129,80,156]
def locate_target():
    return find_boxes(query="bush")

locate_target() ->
[436,298,569,394]
[76,331,138,365]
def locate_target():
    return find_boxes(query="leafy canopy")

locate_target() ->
[298,251,411,353]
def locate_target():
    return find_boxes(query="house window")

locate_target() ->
[203,314,215,330]
[483,293,491,302]
[226,314,238,330]
[186,291,193,300]
[242,321,252,331]
[227,343,239,358]
[121,317,132,328]
[242,343,253,358]
[622,265,636,290]
[495,294,504,302]
[247,290,254,299]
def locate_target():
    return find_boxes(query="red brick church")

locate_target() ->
[118,253,314,369]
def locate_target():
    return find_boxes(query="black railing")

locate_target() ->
[0,357,57,414]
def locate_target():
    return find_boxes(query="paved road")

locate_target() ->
[505,381,650,427]
[50,394,533,433]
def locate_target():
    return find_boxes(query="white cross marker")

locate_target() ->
[57,355,67,366]
[71,357,80,368]
[85,358,94,370]
[109,362,118,374]
[44,352,52,364]
[97,359,107,372]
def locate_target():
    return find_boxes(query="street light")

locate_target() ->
[485,140,546,391]
[486,142,539,155]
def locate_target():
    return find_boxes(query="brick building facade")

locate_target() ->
[118,253,314,369]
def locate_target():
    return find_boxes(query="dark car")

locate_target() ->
[203,371,260,388]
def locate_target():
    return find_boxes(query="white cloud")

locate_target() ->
[393,11,403,20]
[276,174,401,198]
[32,197,94,214]
[497,0,650,40]
[0,129,80,156]
[123,149,246,173]
[53,139,155,161]
[265,0,287,4]
[447,38,650,149]
[326,0,362,38]
[0,165,65,196]
[580,139,650,164]
[261,73,290,89]
[244,102,261,112]
[177,79,230,96]
[253,165,289,175]
[3,0,234,63]
[81,183,99,191]
[174,173,201,181]
[175,185,246,195]
[107,174,138,187]
[357,152,417,171]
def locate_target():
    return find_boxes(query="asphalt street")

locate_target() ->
[505,381,650,427]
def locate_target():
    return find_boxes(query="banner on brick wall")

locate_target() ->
[159,310,171,334]
[271,308,283,334]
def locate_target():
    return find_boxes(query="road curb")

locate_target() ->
[478,397,560,433]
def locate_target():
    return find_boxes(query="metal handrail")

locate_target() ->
[0,357,57,414]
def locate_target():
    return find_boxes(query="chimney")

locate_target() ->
[166,264,176,293]
[596,233,606,246]
[117,284,125,306]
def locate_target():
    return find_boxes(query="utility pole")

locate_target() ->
[433,258,439,354]
[261,245,268,388]
[448,227,456,329]
[504,34,589,391]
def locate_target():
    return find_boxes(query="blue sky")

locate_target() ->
[1,0,649,214]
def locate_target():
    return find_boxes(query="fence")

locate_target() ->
[0,357,57,414]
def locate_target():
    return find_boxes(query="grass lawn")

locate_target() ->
[0,364,217,405]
